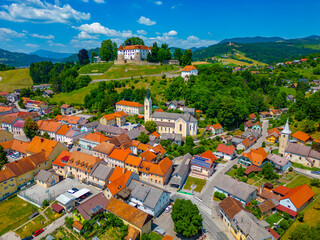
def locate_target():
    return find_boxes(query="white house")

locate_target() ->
[117,45,151,60]
[215,144,236,161]
[181,65,198,78]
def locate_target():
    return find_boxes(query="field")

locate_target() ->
[90,63,180,80]
[217,53,266,67]
[78,62,113,74]
[184,176,207,192]
[0,195,38,235]
[0,68,33,92]
[234,53,267,66]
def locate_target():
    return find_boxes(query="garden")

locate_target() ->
[183,176,207,193]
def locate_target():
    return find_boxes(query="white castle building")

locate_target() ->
[117,45,152,62]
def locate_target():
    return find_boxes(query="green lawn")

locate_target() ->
[226,168,237,177]
[149,232,163,240]
[0,195,38,235]
[91,63,180,80]
[279,86,296,96]
[0,68,33,92]
[291,162,320,172]
[15,215,46,238]
[44,207,64,222]
[265,213,283,226]
[183,176,207,192]
[78,62,113,74]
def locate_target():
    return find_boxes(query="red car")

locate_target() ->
[33,229,44,237]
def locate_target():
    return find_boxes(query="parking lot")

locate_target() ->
[153,209,177,238]
[18,178,101,207]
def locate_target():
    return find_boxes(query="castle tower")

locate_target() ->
[279,119,291,156]
[144,86,152,122]
[117,45,124,60]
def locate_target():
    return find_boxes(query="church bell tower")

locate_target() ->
[144,86,152,122]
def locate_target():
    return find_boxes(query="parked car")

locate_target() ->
[72,188,79,192]
[67,189,75,194]
[154,226,166,236]
[165,206,172,212]
[311,171,320,175]
[33,229,44,237]
[22,236,33,240]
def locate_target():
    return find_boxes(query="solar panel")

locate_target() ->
[191,159,211,168]
[91,204,102,214]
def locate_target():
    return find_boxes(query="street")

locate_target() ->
[244,119,269,153]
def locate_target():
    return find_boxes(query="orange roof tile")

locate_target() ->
[82,132,110,143]
[102,111,127,121]
[125,155,142,167]
[242,147,268,166]
[72,221,83,230]
[0,140,30,154]
[52,150,72,168]
[0,169,15,183]
[107,169,133,195]
[131,140,141,147]
[282,184,314,209]
[249,113,257,119]
[151,144,166,155]
[211,123,223,130]
[151,132,160,138]
[137,143,152,151]
[27,136,59,157]
[92,142,115,155]
[273,186,291,196]
[139,157,172,176]
[116,100,143,108]
[109,167,124,182]
[216,144,236,155]
[108,148,132,162]
[253,121,262,128]
[66,151,102,173]
[56,125,71,136]
[181,65,197,72]
[200,150,217,162]
[38,120,62,132]
[60,104,71,109]
[122,45,151,50]
[292,131,312,142]
[140,150,157,162]
[162,236,174,240]
[155,109,164,112]
[0,106,14,113]
[55,115,83,125]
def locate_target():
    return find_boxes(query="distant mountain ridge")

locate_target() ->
[219,36,286,44]
[29,50,74,60]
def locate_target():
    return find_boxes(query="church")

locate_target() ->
[144,88,198,138]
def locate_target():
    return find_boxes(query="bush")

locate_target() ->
[233,164,238,169]
[65,216,74,229]
[279,219,289,230]
[236,165,244,177]
[42,199,49,207]
[214,191,226,200]
[297,212,304,222]
[248,172,255,178]
[289,167,293,172]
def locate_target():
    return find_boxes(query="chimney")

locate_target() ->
[40,138,44,143]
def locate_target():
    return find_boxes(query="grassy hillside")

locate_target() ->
[90,63,180,80]
[0,69,33,92]
[78,62,114,74]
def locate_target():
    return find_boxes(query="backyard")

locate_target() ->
[0,195,38,235]
[183,176,207,192]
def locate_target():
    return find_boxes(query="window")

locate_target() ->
[27,174,29,178]
[179,124,182,131]
[4,186,8,190]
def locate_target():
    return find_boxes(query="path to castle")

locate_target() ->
[90,71,180,83]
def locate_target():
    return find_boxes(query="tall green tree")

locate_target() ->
[100,39,117,61]
[174,48,183,62]
[171,199,203,237]
[91,51,97,63]
[78,49,90,65]
[0,146,8,169]
[180,49,193,66]
[124,37,145,46]
[24,117,39,140]
[137,132,150,144]
[145,121,157,133]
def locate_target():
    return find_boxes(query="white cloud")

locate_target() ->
[93,0,105,3]
[137,30,147,35]
[77,31,99,39]
[48,40,65,47]
[74,22,133,38]
[25,43,39,48]
[187,35,200,41]
[0,0,90,23]
[30,33,55,39]
[167,30,177,36]
[155,1,163,5]
[137,16,156,26]
[0,27,25,40]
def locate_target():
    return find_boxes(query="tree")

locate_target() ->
[236,165,244,177]
[91,51,97,63]
[174,48,183,62]
[42,132,50,139]
[78,49,90,65]
[124,37,144,46]
[42,199,49,207]
[262,162,277,180]
[145,121,157,133]
[262,141,266,148]
[0,146,8,169]
[137,132,150,144]
[65,216,74,229]
[140,233,151,240]
[24,117,39,140]
[297,212,304,222]
[100,39,117,61]
[180,49,193,66]
[171,199,203,237]
[18,98,25,109]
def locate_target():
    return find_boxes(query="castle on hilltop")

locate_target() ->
[114,44,152,64]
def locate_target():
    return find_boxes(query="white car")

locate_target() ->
[165,206,172,212]
[67,189,75,194]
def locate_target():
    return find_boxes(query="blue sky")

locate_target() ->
[0,0,319,53]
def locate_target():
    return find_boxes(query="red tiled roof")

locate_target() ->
[249,113,257,119]
[200,150,217,162]
[52,150,72,168]
[82,132,110,143]
[51,202,64,213]
[272,185,291,196]
[242,147,268,167]
[140,150,157,162]
[60,104,71,109]
[216,144,235,155]
[151,132,160,138]
[292,131,312,142]
[268,228,280,240]
[276,205,297,217]
[211,123,223,130]
[116,100,143,108]
[108,148,132,162]
[244,165,262,175]
[181,65,197,72]
[281,184,314,209]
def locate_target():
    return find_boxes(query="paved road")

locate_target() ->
[90,71,180,83]
[244,119,269,153]
[34,213,72,240]
[293,167,320,179]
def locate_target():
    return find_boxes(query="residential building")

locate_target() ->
[249,113,257,121]
[125,155,142,173]
[277,184,314,217]
[7,93,19,102]
[0,106,18,116]
[138,157,173,185]
[42,89,53,98]
[25,100,48,112]
[285,142,320,168]
[236,136,257,150]
[60,104,74,115]
[266,128,281,144]
[190,150,216,179]
[116,44,151,61]
[215,144,236,161]
[0,130,13,143]
[76,192,109,220]
[206,123,223,135]
[165,100,186,111]
[79,132,110,150]
[108,148,132,168]
[1,115,18,132]
[181,65,198,79]
[140,150,157,162]
[80,121,99,132]
[214,175,257,205]
[272,186,291,197]
[257,199,279,217]
[65,151,102,182]
[107,133,132,149]
[37,120,62,139]
[106,197,152,236]
[116,100,144,115]
[35,170,59,188]
[169,153,191,189]
[12,120,25,137]
[292,131,312,144]
[88,161,114,190]
[126,127,149,140]
[55,115,87,126]
[239,147,268,167]
[96,124,128,137]
[52,150,71,177]
[92,142,115,160]
[99,111,127,126]
[266,154,291,173]
[219,197,274,240]
[56,193,76,212]
[26,136,68,162]
[145,88,197,137]
[252,122,262,131]
[0,168,17,200]
[244,120,254,130]
[72,221,83,234]
[32,84,52,91]
[0,139,30,157]
[128,179,170,217]
[287,95,296,102]
[160,133,183,145]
